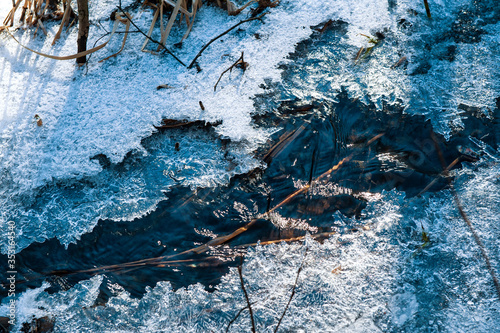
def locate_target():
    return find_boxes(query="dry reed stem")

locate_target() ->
[99,13,130,62]
[157,0,182,50]
[3,0,23,27]
[180,0,202,42]
[423,0,431,18]
[116,5,185,66]
[37,17,47,35]
[5,15,123,60]
[140,5,159,51]
[52,0,72,45]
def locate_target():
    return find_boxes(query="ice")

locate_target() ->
[2,0,498,252]
[1,0,499,331]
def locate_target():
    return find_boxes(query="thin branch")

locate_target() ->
[116,5,186,67]
[274,248,308,333]
[188,12,267,69]
[214,51,247,91]
[423,0,431,18]
[225,301,258,333]
[238,257,256,333]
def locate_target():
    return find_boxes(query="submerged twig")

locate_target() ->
[188,12,267,69]
[238,257,256,333]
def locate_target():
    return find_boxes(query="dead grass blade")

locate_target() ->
[52,0,72,45]
[99,13,131,62]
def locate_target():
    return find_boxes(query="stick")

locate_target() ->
[214,51,246,91]
[238,257,256,333]
[116,5,186,67]
[423,0,431,18]
[274,248,307,333]
[226,302,257,333]
[188,12,267,69]
[76,0,89,64]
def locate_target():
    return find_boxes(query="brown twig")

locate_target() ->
[226,301,258,333]
[116,5,186,67]
[188,12,267,69]
[238,257,256,333]
[214,51,248,91]
[274,247,308,333]
[423,0,431,18]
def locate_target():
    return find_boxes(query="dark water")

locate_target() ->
[1,90,497,302]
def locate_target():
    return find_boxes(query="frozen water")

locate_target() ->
[1,0,499,251]
[0,0,499,331]
[2,164,499,332]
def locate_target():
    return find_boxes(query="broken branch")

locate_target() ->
[188,12,267,69]
[214,51,248,91]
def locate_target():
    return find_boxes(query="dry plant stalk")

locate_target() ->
[5,13,128,60]
[423,0,431,18]
[52,0,73,45]
[141,0,202,52]
[2,0,58,29]
[238,258,256,333]
[99,12,131,62]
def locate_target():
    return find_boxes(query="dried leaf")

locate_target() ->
[331,265,341,274]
